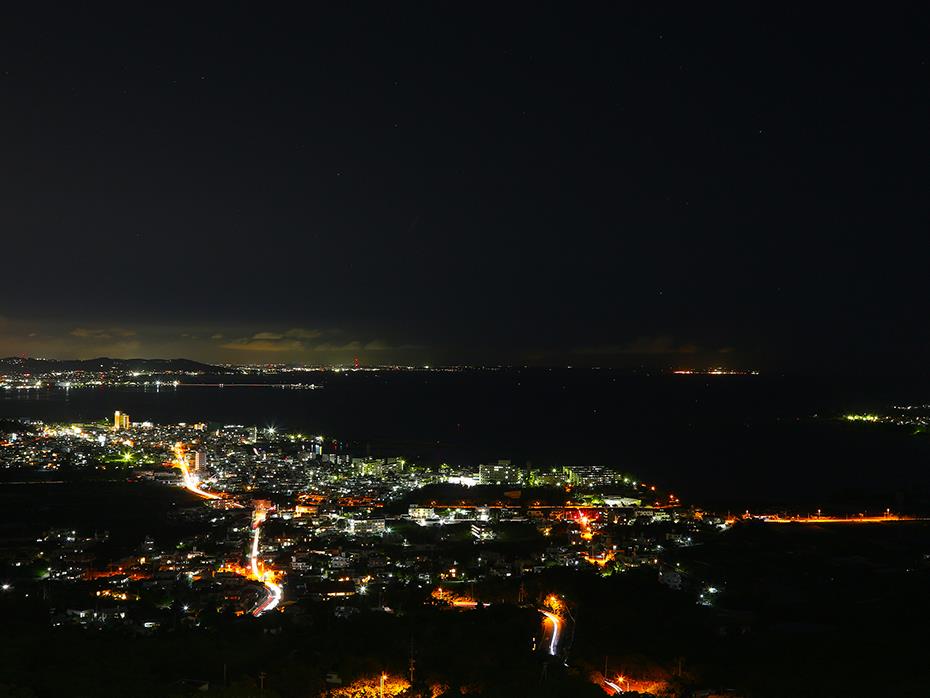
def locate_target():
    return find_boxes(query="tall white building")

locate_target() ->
[478,459,523,485]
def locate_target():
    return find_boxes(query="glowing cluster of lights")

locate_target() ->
[844,413,881,422]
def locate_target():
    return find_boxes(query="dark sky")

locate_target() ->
[0,4,927,369]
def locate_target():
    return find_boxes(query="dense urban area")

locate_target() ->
[1,361,929,697]
[0,404,724,695]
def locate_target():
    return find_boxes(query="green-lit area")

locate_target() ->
[100,449,160,465]
[844,413,881,422]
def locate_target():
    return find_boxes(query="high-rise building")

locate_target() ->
[113,411,130,431]
[562,464,620,487]
[192,451,207,475]
[478,459,523,485]
[352,458,385,477]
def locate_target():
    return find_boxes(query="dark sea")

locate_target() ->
[3,369,930,511]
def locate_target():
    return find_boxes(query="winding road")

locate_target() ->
[248,507,282,616]
[171,443,282,616]
[540,609,562,656]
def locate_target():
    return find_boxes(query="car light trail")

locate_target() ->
[253,576,282,615]
[247,504,282,616]
[171,443,221,500]
[172,444,282,616]
[540,610,561,655]
[250,524,262,577]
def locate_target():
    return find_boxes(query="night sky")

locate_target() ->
[0,5,926,370]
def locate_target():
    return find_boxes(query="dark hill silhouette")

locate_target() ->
[0,357,217,373]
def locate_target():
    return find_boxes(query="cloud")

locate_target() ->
[0,318,421,364]
[247,329,326,341]
[221,338,305,352]
[311,340,364,352]
[283,328,324,340]
[70,327,137,340]
[218,330,414,357]
[221,328,336,352]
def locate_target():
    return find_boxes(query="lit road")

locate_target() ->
[763,513,916,524]
[171,443,281,615]
[252,576,283,616]
[248,506,282,616]
[249,509,266,577]
[171,443,221,500]
[540,610,562,656]
[252,579,284,618]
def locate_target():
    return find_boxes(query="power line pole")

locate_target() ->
[408,636,416,684]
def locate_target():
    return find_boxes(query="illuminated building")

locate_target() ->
[347,518,386,536]
[562,464,621,487]
[113,411,130,431]
[603,496,642,507]
[353,458,386,477]
[192,450,207,475]
[526,467,564,486]
[408,505,435,520]
[478,459,523,485]
[471,522,494,540]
